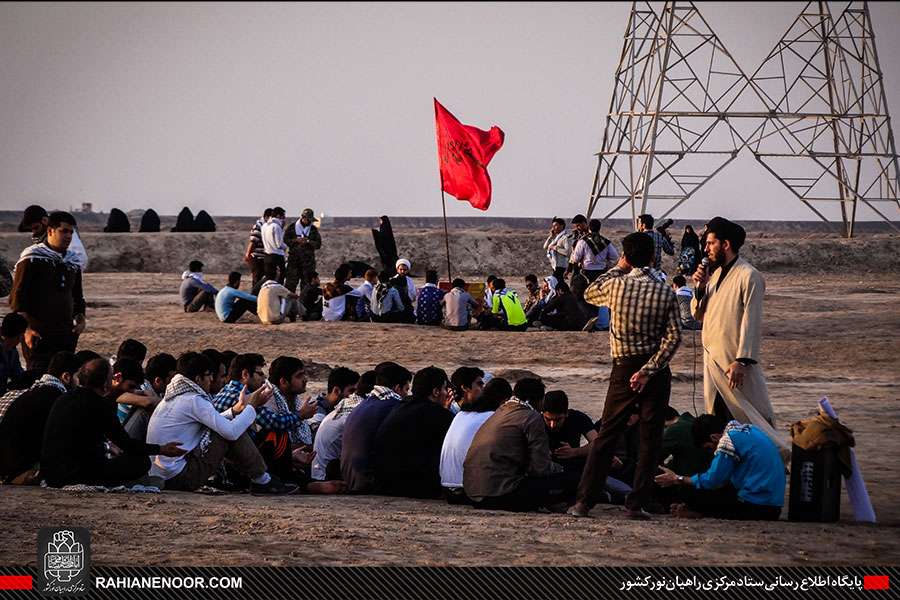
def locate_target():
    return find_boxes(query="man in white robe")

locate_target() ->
[691,217,789,459]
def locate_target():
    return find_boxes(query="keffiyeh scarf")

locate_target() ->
[16,243,81,271]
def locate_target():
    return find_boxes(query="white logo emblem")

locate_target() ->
[44,531,84,583]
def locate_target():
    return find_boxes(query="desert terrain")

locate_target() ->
[0,224,898,566]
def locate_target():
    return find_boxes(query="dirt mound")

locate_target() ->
[0,230,897,276]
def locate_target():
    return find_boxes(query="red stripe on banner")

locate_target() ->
[865,575,890,590]
[0,575,33,590]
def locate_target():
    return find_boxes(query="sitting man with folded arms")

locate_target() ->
[340,362,412,493]
[464,378,580,512]
[42,358,185,488]
[0,351,82,484]
[147,352,297,494]
[374,366,454,498]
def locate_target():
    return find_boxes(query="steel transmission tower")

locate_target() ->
[586,1,900,237]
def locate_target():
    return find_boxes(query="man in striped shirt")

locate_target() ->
[243,208,272,290]
[568,232,682,519]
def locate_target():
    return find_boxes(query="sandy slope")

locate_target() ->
[1,270,898,566]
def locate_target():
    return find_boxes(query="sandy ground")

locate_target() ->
[1,270,899,566]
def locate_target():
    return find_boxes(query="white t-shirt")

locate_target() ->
[439,410,495,489]
[146,393,257,480]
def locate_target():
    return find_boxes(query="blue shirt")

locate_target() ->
[215,286,257,322]
[415,284,445,325]
[0,347,23,396]
[691,421,785,507]
[179,277,218,307]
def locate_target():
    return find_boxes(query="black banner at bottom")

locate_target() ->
[0,566,897,600]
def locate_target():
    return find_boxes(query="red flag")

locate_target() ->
[434,98,505,211]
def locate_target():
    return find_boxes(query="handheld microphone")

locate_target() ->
[700,257,709,275]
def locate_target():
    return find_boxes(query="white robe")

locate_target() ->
[691,257,789,459]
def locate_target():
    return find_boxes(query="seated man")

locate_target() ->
[301,271,324,321]
[257,279,303,325]
[0,313,27,395]
[393,258,418,309]
[482,278,528,332]
[534,281,591,331]
[655,415,785,520]
[308,367,360,434]
[671,275,702,330]
[374,366,454,498]
[215,271,259,323]
[340,362,412,493]
[254,356,319,480]
[201,349,228,395]
[441,278,479,331]
[371,271,405,323]
[352,269,378,322]
[119,353,178,441]
[415,270,445,326]
[522,274,541,315]
[180,260,218,312]
[147,352,297,494]
[525,275,557,325]
[439,368,496,503]
[543,390,631,503]
[464,378,579,512]
[312,370,375,482]
[105,359,155,439]
[0,351,81,484]
[41,359,184,488]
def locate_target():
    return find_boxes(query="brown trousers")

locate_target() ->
[165,431,267,492]
[576,355,671,511]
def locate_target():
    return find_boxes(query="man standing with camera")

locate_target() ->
[637,214,674,271]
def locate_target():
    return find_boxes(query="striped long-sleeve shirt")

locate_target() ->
[212,380,311,444]
[583,266,681,376]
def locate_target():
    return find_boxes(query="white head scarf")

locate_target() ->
[543,275,558,302]
[396,258,411,270]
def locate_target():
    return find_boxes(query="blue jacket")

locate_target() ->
[691,421,785,507]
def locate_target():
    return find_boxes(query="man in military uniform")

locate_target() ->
[284,208,322,293]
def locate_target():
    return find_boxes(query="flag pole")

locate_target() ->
[434,98,453,282]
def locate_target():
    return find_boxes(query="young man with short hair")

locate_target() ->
[243,208,273,289]
[568,218,619,282]
[485,278,528,331]
[441,278,479,331]
[374,366,454,498]
[570,231,682,519]
[146,353,297,494]
[0,351,81,483]
[42,359,184,488]
[308,367,360,432]
[180,260,218,312]
[671,275,702,330]
[0,313,27,394]
[215,272,258,323]
[522,274,541,314]
[439,366,490,501]
[19,204,88,270]
[464,378,579,512]
[10,211,87,371]
[637,213,674,271]
[311,370,376,482]
[415,270,445,326]
[544,217,574,281]
[261,207,288,284]
[340,362,412,493]
[257,279,303,324]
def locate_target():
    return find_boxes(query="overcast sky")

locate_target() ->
[1,2,899,221]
